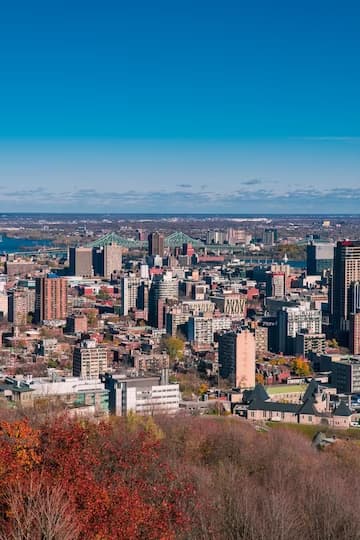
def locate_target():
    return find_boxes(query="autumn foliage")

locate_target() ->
[1,410,360,539]
[0,414,192,540]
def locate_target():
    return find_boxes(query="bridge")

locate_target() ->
[5,231,264,257]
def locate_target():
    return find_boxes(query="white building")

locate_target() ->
[104,373,180,416]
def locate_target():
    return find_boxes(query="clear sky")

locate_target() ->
[0,0,359,213]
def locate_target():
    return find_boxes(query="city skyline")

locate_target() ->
[0,1,359,212]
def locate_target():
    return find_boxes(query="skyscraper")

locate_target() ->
[92,243,122,279]
[148,272,178,328]
[218,330,256,388]
[332,241,360,336]
[148,232,165,257]
[306,241,334,275]
[35,275,67,323]
[349,312,360,355]
[69,247,93,277]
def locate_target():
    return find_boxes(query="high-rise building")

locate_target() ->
[69,247,93,277]
[92,244,122,279]
[103,244,122,280]
[148,272,178,328]
[120,275,142,316]
[350,312,360,355]
[35,275,67,323]
[218,329,256,388]
[306,241,334,275]
[349,281,360,314]
[277,305,322,354]
[187,316,213,345]
[266,272,285,298]
[148,232,164,257]
[73,340,108,379]
[263,228,278,246]
[332,241,360,336]
[8,289,35,325]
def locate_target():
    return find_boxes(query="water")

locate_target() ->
[0,235,52,253]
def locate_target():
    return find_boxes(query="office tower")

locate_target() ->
[103,244,122,280]
[350,312,360,355]
[148,232,164,257]
[349,281,360,314]
[266,272,285,298]
[92,243,122,279]
[148,272,178,328]
[306,241,334,275]
[35,275,67,323]
[8,289,35,325]
[263,228,278,246]
[332,241,360,336]
[69,247,93,277]
[73,340,108,378]
[277,305,322,354]
[218,330,256,388]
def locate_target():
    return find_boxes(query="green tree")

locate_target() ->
[162,336,184,362]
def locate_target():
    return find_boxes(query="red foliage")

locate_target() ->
[0,416,191,540]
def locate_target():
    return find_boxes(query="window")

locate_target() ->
[308,415,312,422]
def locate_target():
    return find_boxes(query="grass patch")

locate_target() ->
[266,384,307,395]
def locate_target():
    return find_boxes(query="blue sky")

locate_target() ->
[0,0,359,212]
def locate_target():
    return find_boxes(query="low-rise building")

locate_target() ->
[103,371,179,416]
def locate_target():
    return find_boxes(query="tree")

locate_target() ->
[291,357,311,377]
[162,336,184,362]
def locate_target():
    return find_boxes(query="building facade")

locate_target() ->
[35,275,67,323]
[218,329,256,388]
[73,340,108,379]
